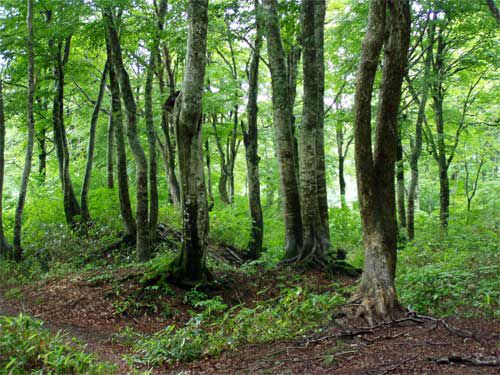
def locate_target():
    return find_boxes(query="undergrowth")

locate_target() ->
[0,314,115,374]
[129,287,345,366]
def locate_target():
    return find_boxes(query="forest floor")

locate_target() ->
[0,262,498,375]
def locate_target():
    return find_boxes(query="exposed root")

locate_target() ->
[346,285,401,326]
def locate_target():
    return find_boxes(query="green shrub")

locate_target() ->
[131,287,345,366]
[0,314,115,374]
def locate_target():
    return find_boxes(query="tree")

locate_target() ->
[297,0,330,263]
[352,0,410,323]
[0,79,10,258]
[405,15,435,240]
[46,8,81,226]
[80,60,108,223]
[105,36,136,241]
[168,0,211,286]
[262,0,302,260]
[486,0,500,25]
[241,0,264,259]
[104,8,150,261]
[12,0,36,261]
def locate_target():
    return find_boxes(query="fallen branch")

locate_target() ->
[430,355,499,367]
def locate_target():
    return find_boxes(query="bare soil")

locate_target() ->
[1,266,498,374]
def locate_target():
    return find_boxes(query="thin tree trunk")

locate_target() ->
[262,0,303,260]
[212,114,230,205]
[13,0,36,260]
[106,111,115,189]
[205,139,215,211]
[80,60,108,222]
[104,9,150,261]
[406,23,433,241]
[241,0,264,259]
[50,35,81,226]
[106,39,136,238]
[396,133,406,228]
[0,80,11,257]
[169,0,211,286]
[145,52,158,242]
[353,0,410,324]
[228,110,238,204]
[486,0,500,24]
[314,0,329,239]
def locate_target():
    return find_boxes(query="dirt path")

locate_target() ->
[1,274,499,375]
[0,294,131,372]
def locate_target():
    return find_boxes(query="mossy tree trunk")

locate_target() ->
[0,79,11,258]
[80,60,108,222]
[13,0,36,261]
[262,0,303,260]
[104,9,150,261]
[241,0,264,259]
[353,0,410,324]
[169,0,211,287]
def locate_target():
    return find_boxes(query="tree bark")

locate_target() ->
[0,80,11,257]
[80,60,108,222]
[314,0,329,239]
[13,0,36,260]
[353,0,410,324]
[486,0,500,25]
[262,0,303,260]
[297,0,330,263]
[241,0,264,259]
[169,0,211,286]
[145,51,158,242]
[106,38,136,238]
[396,133,406,228]
[49,30,81,226]
[406,23,434,241]
[104,9,150,261]
[205,139,215,211]
[106,110,115,189]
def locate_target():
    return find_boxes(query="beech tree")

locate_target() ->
[352,0,410,322]
[241,0,264,259]
[262,0,303,260]
[0,79,9,258]
[12,0,35,260]
[168,0,211,286]
[104,8,151,261]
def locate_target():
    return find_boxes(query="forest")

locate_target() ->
[0,0,499,373]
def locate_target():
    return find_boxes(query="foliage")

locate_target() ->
[0,314,115,374]
[131,287,345,366]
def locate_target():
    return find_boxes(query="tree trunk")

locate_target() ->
[433,90,449,231]
[205,139,215,211]
[145,52,158,242]
[262,0,303,260]
[13,0,36,261]
[160,105,181,207]
[338,154,347,208]
[169,0,211,286]
[106,110,115,189]
[314,0,329,239]
[396,133,406,228]
[486,0,500,25]
[50,35,81,226]
[104,9,150,261]
[0,80,11,257]
[80,60,108,222]
[228,109,238,204]
[241,0,264,259]
[353,0,410,324]
[106,40,136,238]
[439,165,450,230]
[212,114,231,205]
[406,24,433,241]
[297,0,330,263]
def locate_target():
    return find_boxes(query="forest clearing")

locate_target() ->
[0,0,499,374]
